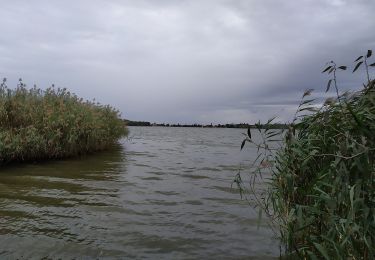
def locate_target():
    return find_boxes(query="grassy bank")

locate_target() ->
[0,79,127,165]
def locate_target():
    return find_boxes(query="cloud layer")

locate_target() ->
[0,0,374,123]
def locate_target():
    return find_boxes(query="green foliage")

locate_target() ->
[0,78,127,165]
[272,81,375,259]
[237,51,375,259]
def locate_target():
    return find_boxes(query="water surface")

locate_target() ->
[0,126,278,259]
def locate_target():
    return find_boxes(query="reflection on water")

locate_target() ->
[0,127,278,259]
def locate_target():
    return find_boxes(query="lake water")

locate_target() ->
[0,126,279,259]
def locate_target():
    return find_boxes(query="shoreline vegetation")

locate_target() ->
[0,78,127,166]
[238,51,375,259]
[124,119,288,129]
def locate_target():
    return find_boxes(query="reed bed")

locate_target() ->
[0,79,127,165]
[238,52,375,259]
[270,80,375,259]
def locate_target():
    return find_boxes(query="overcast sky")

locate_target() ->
[0,0,374,124]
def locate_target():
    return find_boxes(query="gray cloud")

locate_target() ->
[0,0,374,123]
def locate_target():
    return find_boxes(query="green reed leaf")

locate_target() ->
[354,55,363,62]
[353,61,363,72]
[367,50,372,58]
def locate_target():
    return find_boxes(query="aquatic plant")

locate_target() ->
[237,51,375,259]
[0,78,127,165]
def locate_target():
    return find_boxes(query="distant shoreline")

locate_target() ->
[124,120,288,129]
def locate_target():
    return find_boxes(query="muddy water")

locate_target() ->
[0,126,278,259]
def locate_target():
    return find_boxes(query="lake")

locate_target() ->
[0,126,279,259]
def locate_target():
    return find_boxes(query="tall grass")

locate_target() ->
[0,78,127,165]
[237,52,375,259]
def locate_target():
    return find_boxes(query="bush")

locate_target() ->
[0,78,127,165]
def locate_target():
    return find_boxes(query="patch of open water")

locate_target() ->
[0,126,279,259]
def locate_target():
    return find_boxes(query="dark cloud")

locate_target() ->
[0,0,374,123]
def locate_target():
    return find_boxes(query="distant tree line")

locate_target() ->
[124,120,151,126]
[123,120,288,129]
